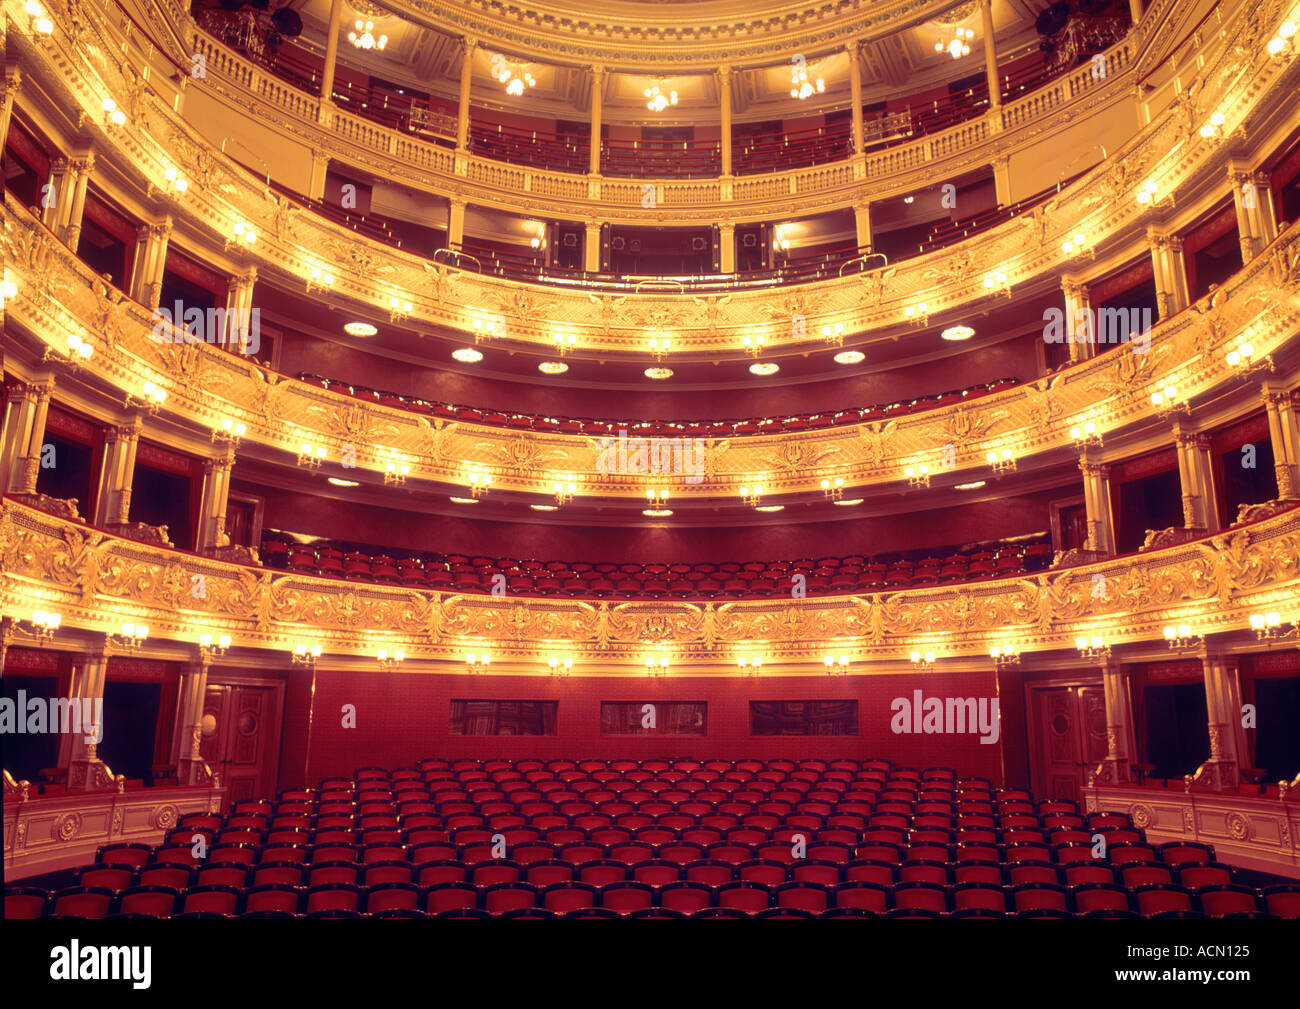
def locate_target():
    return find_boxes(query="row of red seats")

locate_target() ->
[291,375,1019,438]
[259,540,1051,596]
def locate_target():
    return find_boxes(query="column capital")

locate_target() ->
[1145,225,1169,247]
[591,63,605,80]
[461,35,478,55]
[2,68,22,99]
[1167,235,1185,254]
[1060,276,1089,300]
[717,64,732,78]
[205,446,237,473]
[1260,384,1293,409]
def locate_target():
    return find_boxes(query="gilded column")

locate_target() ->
[318,0,344,105]
[848,40,864,155]
[0,68,20,158]
[1187,650,1244,791]
[1,377,54,494]
[42,157,72,235]
[1129,0,1144,26]
[224,267,258,354]
[130,217,172,309]
[447,198,466,250]
[588,64,604,177]
[1078,450,1115,554]
[980,0,1001,110]
[718,65,733,177]
[853,202,872,254]
[1249,171,1278,246]
[1147,228,1187,318]
[718,222,735,274]
[1228,167,1262,263]
[66,649,114,792]
[584,220,601,273]
[1093,657,1133,785]
[456,37,477,152]
[1262,384,1300,499]
[1062,277,1092,361]
[198,447,236,552]
[175,659,211,785]
[1173,422,1213,531]
[63,152,94,253]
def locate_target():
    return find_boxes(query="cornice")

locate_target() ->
[2,496,1297,668]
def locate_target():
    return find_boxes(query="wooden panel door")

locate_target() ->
[199,679,283,805]
[1030,684,1107,803]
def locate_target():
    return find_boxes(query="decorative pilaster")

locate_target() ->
[130,217,172,309]
[1262,384,1300,499]
[1173,423,1215,532]
[1092,658,1133,785]
[1187,651,1245,791]
[198,447,236,552]
[95,417,143,526]
[1229,167,1262,263]
[175,659,212,785]
[224,268,258,354]
[456,37,477,152]
[588,64,604,177]
[66,650,115,792]
[1,377,55,494]
[63,152,94,253]
[0,68,21,157]
[584,220,600,273]
[718,65,733,177]
[1078,450,1116,554]
[447,198,466,251]
[717,222,735,274]
[1062,277,1092,361]
[980,0,1001,110]
[847,40,864,156]
[853,202,872,254]
[1148,228,1188,317]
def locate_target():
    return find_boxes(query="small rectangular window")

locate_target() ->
[750,701,859,736]
[449,700,558,736]
[600,702,707,736]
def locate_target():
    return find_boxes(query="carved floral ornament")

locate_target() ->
[3,498,1298,663]
[5,191,1296,498]
[24,0,1284,356]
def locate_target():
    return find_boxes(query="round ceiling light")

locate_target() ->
[448,496,478,505]
[833,350,865,365]
[452,347,483,363]
[343,322,377,337]
[530,504,559,511]
[941,325,976,342]
[749,362,780,376]
[644,367,674,380]
[642,508,674,517]
[833,497,864,506]
[955,480,987,491]
[327,477,360,488]
[538,361,568,375]
[754,504,785,512]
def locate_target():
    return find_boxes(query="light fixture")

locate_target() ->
[774,226,791,252]
[644,84,678,112]
[742,334,766,357]
[531,504,558,512]
[538,361,568,375]
[214,417,247,446]
[468,468,493,498]
[1267,20,1296,57]
[1150,384,1185,418]
[449,497,479,505]
[749,362,779,376]
[645,654,671,677]
[551,332,578,356]
[127,381,167,413]
[904,302,930,326]
[227,221,256,250]
[904,463,930,489]
[755,504,785,513]
[306,265,334,293]
[954,480,986,491]
[834,350,865,365]
[1061,232,1090,258]
[941,325,975,342]
[1225,340,1272,374]
[25,610,62,642]
[909,650,936,670]
[1075,636,1110,660]
[739,483,764,508]
[936,27,974,60]
[377,646,405,670]
[983,271,1010,297]
[344,322,378,337]
[789,62,825,100]
[291,642,323,666]
[453,347,483,363]
[644,367,673,380]
[161,164,188,194]
[466,653,491,673]
[59,331,95,364]
[646,487,670,509]
[548,656,574,677]
[986,447,1016,474]
[821,477,845,501]
[2,269,17,307]
[198,632,231,659]
[472,315,504,343]
[383,459,411,487]
[553,475,577,506]
[1249,612,1298,641]
[1162,625,1203,651]
[737,655,764,677]
[1070,421,1102,448]
[903,195,915,205]
[492,56,536,96]
[642,509,674,517]
[348,19,387,50]
[25,1,53,34]
[820,323,846,346]
[648,337,671,362]
[329,477,361,488]
[1136,179,1160,205]
[824,654,851,674]
[297,442,327,469]
[833,498,864,507]
[989,644,1021,667]
[388,296,413,323]
[101,97,126,127]
[1199,110,1228,139]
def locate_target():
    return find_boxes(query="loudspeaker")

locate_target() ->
[611,236,626,251]
[691,237,707,252]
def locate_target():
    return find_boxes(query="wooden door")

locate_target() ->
[1029,684,1107,803]
[199,678,283,805]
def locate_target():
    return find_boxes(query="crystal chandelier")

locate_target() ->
[790,63,824,100]
[645,85,678,112]
[348,20,387,50]
[937,28,974,59]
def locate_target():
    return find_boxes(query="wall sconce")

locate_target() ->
[377,647,405,670]
[1266,19,1296,57]
[548,656,574,677]
[384,460,411,487]
[162,165,188,193]
[909,650,935,670]
[646,655,670,677]
[226,221,256,250]
[1225,341,1272,374]
[739,483,764,508]
[466,653,491,673]
[1249,612,1298,641]
[1061,232,1092,259]
[388,296,413,323]
[648,337,671,361]
[1070,421,1102,448]
[983,271,1011,298]
[552,332,578,356]
[307,266,335,294]
[553,476,577,506]
[297,443,327,469]
[1150,384,1186,418]
[468,468,493,498]
[741,334,766,357]
[105,622,149,651]
[903,302,930,326]
[1199,111,1227,140]
[1075,636,1110,660]
[821,477,845,501]
[645,487,669,509]
[472,314,504,343]
[101,97,126,128]
[904,463,930,489]
[24,610,62,642]
[2,269,17,307]
[986,448,1016,474]
[989,644,1021,667]
[25,1,54,34]
[214,418,246,447]
[1162,624,1203,651]
[126,381,167,414]
[1135,179,1171,208]
[824,654,851,674]
[820,323,846,346]
[291,643,322,666]
[737,656,763,677]
[198,632,231,659]
[45,332,94,369]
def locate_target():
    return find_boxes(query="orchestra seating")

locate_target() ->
[258,539,1056,596]
[9,759,1294,919]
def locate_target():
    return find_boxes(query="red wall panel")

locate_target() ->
[285,668,1006,786]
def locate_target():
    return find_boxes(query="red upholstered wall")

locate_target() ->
[280,668,1008,787]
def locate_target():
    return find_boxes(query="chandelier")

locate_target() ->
[937,28,974,59]
[645,85,678,112]
[790,61,824,100]
[491,54,535,96]
[348,20,387,50]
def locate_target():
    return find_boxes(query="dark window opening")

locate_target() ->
[1142,683,1209,780]
[600,701,707,736]
[751,701,859,736]
[449,700,557,735]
